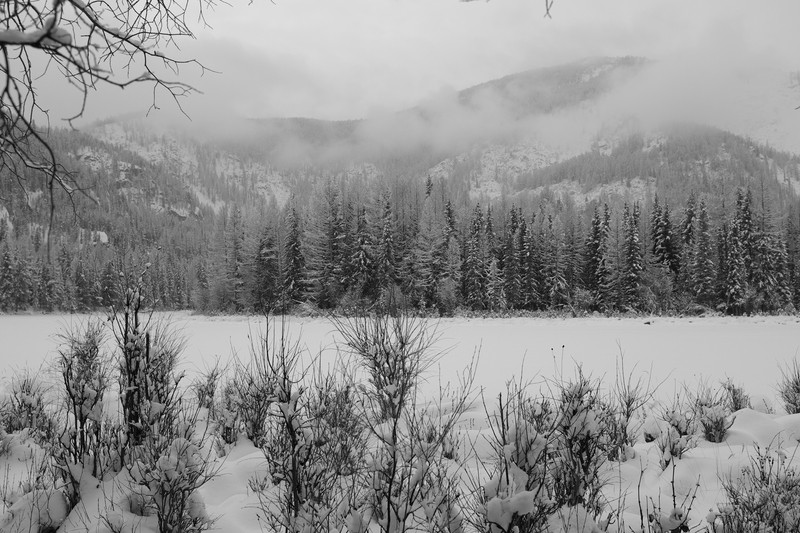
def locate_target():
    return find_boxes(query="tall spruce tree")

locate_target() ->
[621,203,644,310]
[691,198,716,306]
[282,205,305,308]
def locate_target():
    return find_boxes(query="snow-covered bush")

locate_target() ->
[217,380,239,445]
[56,321,109,459]
[477,386,557,533]
[332,314,440,421]
[718,445,800,533]
[0,435,69,533]
[691,384,734,443]
[255,325,347,532]
[606,357,658,461]
[779,359,800,414]
[721,378,751,412]
[550,372,609,516]
[334,313,473,533]
[54,319,112,507]
[192,361,222,413]
[308,373,367,477]
[111,277,186,450]
[127,430,215,533]
[2,368,54,441]
[231,344,277,447]
[657,400,696,469]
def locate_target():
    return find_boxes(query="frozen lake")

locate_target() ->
[1,312,799,408]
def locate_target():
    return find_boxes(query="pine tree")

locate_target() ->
[37,259,56,312]
[540,213,568,308]
[724,220,748,314]
[252,225,280,313]
[502,207,522,309]
[462,204,486,310]
[278,205,305,310]
[583,205,611,310]
[691,198,716,306]
[375,190,397,295]
[349,207,376,301]
[74,256,94,311]
[100,260,119,309]
[12,249,34,310]
[0,245,14,311]
[621,203,644,310]
[194,258,210,311]
[303,183,346,309]
[678,192,697,291]
[652,199,679,275]
[228,205,246,311]
[57,243,75,310]
[734,188,755,279]
[411,196,444,309]
[485,257,506,311]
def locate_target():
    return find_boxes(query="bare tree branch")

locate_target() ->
[0,0,220,254]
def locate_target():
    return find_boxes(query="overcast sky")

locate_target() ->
[48,0,800,125]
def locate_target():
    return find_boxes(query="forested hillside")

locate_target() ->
[1,57,799,316]
[1,122,799,316]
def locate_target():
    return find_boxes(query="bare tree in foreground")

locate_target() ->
[0,0,215,214]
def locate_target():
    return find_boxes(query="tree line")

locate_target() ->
[2,174,798,316]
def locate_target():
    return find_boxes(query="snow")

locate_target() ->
[1,314,799,406]
[2,314,800,532]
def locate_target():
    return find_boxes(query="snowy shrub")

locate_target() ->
[111,279,186,451]
[718,445,800,533]
[255,325,347,533]
[334,313,473,533]
[549,372,609,517]
[606,357,658,461]
[217,380,239,445]
[2,368,54,441]
[656,400,697,469]
[127,430,216,533]
[691,383,734,443]
[232,349,275,447]
[477,386,557,533]
[57,321,109,472]
[308,373,367,477]
[192,360,222,413]
[779,359,800,414]
[54,319,112,507]
[332,314,440,421]
[0,488,70,533]
[721,378,751,412]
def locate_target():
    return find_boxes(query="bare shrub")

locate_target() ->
[721,378,751,412]
[2,368,54,441]
[333,313,474,533]
[606,355,660,461]
[192,360,223,413]
[549,369,609,517]
[475,382,557,533]
[657,396,697,469]
[716,445,800,532]
[126,410,217,533]
[332,314,441,421]
[54,318,113,507]
[779,359,800,414]
[691,382,734,444]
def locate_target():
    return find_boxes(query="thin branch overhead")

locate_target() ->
[0,0,216,227]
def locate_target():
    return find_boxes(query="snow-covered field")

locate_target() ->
[2,313,799,405]
[2,313,800,532]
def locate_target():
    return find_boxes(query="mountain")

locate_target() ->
[0,56,799,314]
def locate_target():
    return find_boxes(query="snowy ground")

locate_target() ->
[2,313,800,532]
[2,313,799,405]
